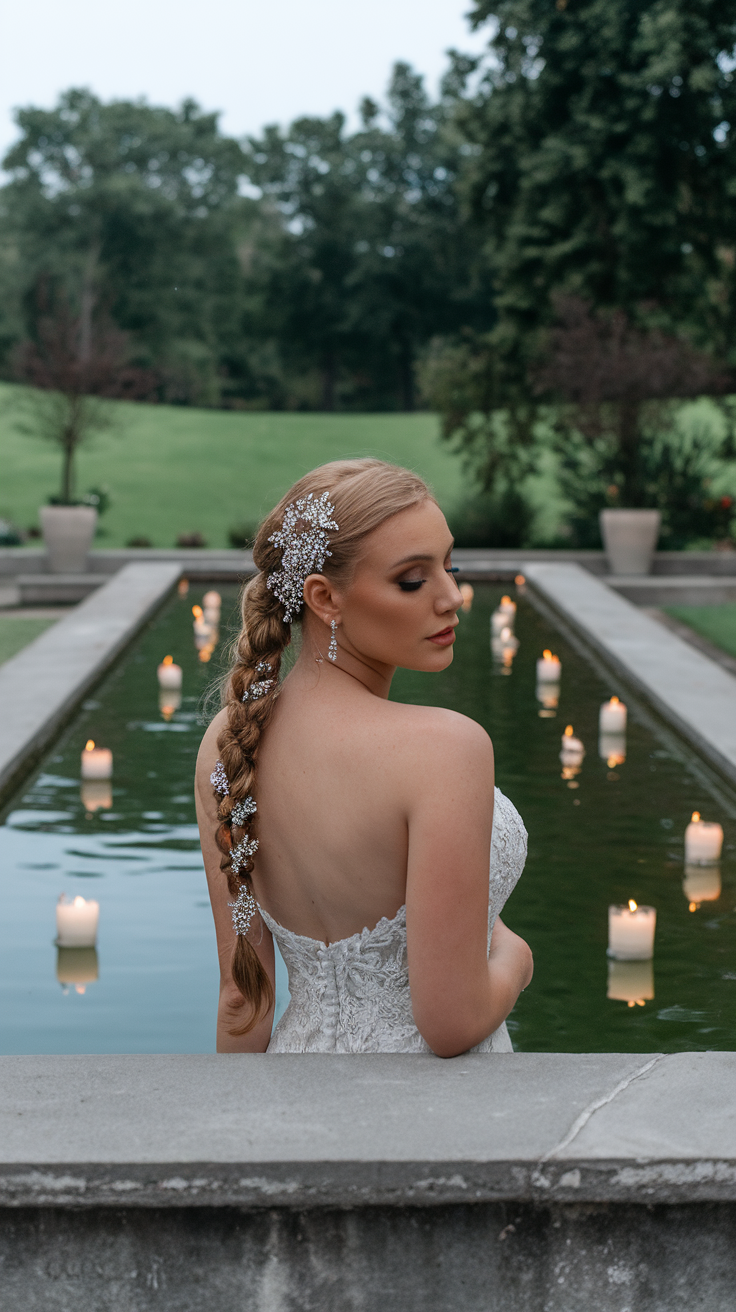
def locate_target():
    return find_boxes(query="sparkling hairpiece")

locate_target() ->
[267,491,338,624]
[229,882,257,937]
[231,834,259,874]
[242,680,274,702]
[231,795,257,827]
[210,760,229,796]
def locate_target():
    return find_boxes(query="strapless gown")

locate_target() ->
[259,787,527,1054]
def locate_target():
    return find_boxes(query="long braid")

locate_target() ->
[214,568,289,1033]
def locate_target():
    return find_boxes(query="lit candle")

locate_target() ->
[498,595,516,619]
[684,812,723,864]
[56,946,99,995]
[177,577,190,597]
[537,649,561,682]
[80,780,112,813]
[599,732,626,767]
[81,740,112,780]
[560,724,584,766]
[203,590,222,624]
[491,626,519,668]
[192,605,211,638]
[56,895,99,948]
[491,608,511,635]
[608,900,656,960]
[515,574,526,586]
[157,655,183,689]
[684,863,721,910]
[599,696,627,733]
[459,583,474,612]
[607,958,654,1006]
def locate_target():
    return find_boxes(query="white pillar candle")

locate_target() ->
[57,946,99,994]
[157,655,183,689]
[498,595,516,619]
[537,650,561,682]
[491,608,511,635]
[459,583,474,612]
[81,741,112,780]
[177,577,189,597]
[608,901,656,960]
[599,697,627,733]
[599,732,626,767]
[560,725,584,765]
[192,606,212,638]
[683,863,721,910]
[203,590,221,611]
[56,895,99,948]
[80,780,112,812]
[684,812,723,864]
[607,958,654,1006]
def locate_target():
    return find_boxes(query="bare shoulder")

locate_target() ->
[376,700,493,774]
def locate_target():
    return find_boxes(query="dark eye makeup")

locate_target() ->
[397,565,458,592]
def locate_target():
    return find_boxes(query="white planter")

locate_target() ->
[40,505,98,574]
[599,509,661,576]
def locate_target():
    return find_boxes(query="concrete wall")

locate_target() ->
[1,1053,734,1311]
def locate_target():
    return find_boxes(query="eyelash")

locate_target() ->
[398,567,458,593]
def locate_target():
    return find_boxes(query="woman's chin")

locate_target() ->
[402,646,455,674]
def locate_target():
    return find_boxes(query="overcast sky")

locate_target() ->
[0,0,490,160]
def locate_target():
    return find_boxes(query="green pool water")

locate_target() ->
[0,583,734,1054]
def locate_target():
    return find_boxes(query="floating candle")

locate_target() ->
[459,583,474,612]
[515,574,526,586]
[192,605,211,638]
[599,732,626,768]
[177,577,189,597]
[599,696,627,733]
[498,595,516,619]
[684,863,721,910]
[56,946,99,995]
[537,650,561,682]
[684,812,723,864]
[607,958,654,1006]
[157,655,183,690]
[81,740,112,780]
[491,608,511,635]
[560,724,585,766]
[608,900,656,960]
[80,780,112,813]
[203,590,222,624]
[56,895,99,948]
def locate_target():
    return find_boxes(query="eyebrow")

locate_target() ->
[390,549,453,569]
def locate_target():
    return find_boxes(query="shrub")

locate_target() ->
[176,531,207,548]
[228,522,258,549]
[448,487,534,549]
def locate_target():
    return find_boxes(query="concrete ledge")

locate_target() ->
[524,562,736,787]
[0,1053,734,1209]
[15,573,110,604]
[0,562,181,805]
[609,574,736,606]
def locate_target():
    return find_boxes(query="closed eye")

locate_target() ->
[398,579,424,592]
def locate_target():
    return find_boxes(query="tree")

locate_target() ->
[13,289,155,503]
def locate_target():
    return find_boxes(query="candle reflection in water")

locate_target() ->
[56,946,99,996]
[159,688,182,721]
[536,681,559,718]
[491,625,518,674]
[684,863,721,911]
[81,779,112,813]
[599,732,626,771]
[607,958,654,1008]
[560,724,584,787]
[459,583,474,612]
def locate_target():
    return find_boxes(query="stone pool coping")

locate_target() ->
[525,562,736,790]
[0,1052,733,1209]
[0,562,181,807]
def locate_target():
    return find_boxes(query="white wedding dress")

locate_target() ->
[260,787,527,1054]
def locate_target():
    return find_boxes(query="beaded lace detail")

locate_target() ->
[261,787,527,1054]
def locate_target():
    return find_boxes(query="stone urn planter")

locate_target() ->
[599,508,661,576]
[40,505,98,574]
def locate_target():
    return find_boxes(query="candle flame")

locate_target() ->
[192,605,203,618]
[610,696,619,705]
[564,725,574,737]
[85,740,95,752]
[691,811,700,823]
[501,595,512,606]
[73,896,86,907]
[162,655,174,666]
[542,649,552,660]
[515,574,525,585]
[628,899,638,913]
[689,901,698,912]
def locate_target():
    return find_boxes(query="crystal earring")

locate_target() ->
[328,619,338,663]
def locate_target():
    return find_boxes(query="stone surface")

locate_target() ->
[0,1053,734,1208]
[0,563,181,804]
[609,574,736,605]
[525,562,736,786]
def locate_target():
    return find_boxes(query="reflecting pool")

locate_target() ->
[0,582,734,1054]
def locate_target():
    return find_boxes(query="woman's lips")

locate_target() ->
[427,626,456,646]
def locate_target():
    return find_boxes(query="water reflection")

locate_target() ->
[684,863,721,911]
[56,946,99,995]
[607,958,654,1007]
[81,780,112,813]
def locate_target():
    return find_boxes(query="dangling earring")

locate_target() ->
[328,619,338,663]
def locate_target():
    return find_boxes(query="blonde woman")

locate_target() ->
[196,458,532,1055]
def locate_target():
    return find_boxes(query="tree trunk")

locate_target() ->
[321,350,336,411]
[79,243,100,366]
[617,400,643,506]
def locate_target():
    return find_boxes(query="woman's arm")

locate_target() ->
[403,711,533,1057]
[195,716,275,1053]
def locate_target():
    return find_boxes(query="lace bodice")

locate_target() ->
[260,787,527,1054]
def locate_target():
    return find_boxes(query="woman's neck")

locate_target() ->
[297,630,395,700]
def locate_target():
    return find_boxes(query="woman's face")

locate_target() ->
[335,499,461,673]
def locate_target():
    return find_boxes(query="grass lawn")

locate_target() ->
[0,617,57,666]
[0,384,472,550]
[666,604,736,658]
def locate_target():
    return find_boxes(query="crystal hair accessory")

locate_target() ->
[267,491,338,624]
[231,834,259,874]
[230,796,257,827]
[210,760,229,796]
[242,679,274,702]
[229,882,258,937]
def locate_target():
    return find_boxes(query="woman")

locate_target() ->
[196,458,532,1055]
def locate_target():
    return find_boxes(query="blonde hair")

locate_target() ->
[215,457,434,1031]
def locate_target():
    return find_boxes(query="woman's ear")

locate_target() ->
[302,574,340,627]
